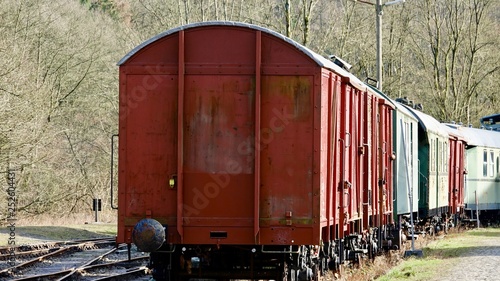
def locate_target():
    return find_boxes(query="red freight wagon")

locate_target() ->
[116,22,394,280]
[445,125,466,223]
[333,77,394,253]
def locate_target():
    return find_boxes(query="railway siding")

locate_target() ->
[0,238,150,280]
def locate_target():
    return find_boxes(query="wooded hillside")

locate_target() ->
[1,0,498,218]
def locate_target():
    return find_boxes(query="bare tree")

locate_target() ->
[382,3,413,98]
[0,0,125,218]
[408,0,500,123]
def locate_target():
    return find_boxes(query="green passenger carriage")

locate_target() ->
[404,107,450,219]
[459,126,500,212]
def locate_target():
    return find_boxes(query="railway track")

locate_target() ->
[0,237,150,280]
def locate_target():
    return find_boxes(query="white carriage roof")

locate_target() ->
[117,21,369,91]
[447,124,500,149]
[404,106,449,138]
[393,102,419,121]
[442,123,466,141]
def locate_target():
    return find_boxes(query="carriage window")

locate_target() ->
[443,142,450,172]
[490,151,495,177]
[405,122,411,172]
[439,142,446,172]
[410,124,413,164]
[497,156,499,176]
[437,141,444,172]
[483,150,488,177]
[436,141,439,173]
[430,140,434,172]
[433,139,437,172]
[438,141,442,173]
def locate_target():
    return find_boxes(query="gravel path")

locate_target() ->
[433,233,500,281]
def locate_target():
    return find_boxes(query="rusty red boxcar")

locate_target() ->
[445,125,467,223]
[116,21,394,280]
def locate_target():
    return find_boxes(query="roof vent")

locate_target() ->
[365,77,378,88]
[329,55,352,71]
[395,97,409,105]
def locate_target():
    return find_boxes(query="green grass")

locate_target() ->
[377,227,500,280]
[377,258,446,281]
[466,229,500,237]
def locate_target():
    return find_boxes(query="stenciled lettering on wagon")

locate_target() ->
[182,107,296,222]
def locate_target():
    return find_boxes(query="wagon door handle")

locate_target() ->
[345,190,351,207]
[345,132,351,148]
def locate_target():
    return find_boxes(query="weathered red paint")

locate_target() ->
[448,134,466,214]
[117,23,394,248]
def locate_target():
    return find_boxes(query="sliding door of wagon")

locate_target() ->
[182,75,255,245]
[259,75,315,246]
[119,74,178,244]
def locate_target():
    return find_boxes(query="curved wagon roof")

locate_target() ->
[117,21,370,91]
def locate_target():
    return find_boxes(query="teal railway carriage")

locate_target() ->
[404,107,450,219]
[391,102,419,219]
[372,92,419,221]
[456,126,500,214]
[379,95,419,247]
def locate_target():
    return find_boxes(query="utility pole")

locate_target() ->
[356,0,406,91]
[376,0,383,90]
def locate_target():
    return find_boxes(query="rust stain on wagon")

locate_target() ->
[273,76,312,121]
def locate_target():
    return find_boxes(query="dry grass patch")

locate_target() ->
[0,212,117,246]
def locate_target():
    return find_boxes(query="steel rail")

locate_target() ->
[55,246,120,280]
[1,238,148,280]
[9,256,149,281]
[0,247,70,276]
[0,240,116,277]
[92,266,149,281]
[0,237,114,254]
